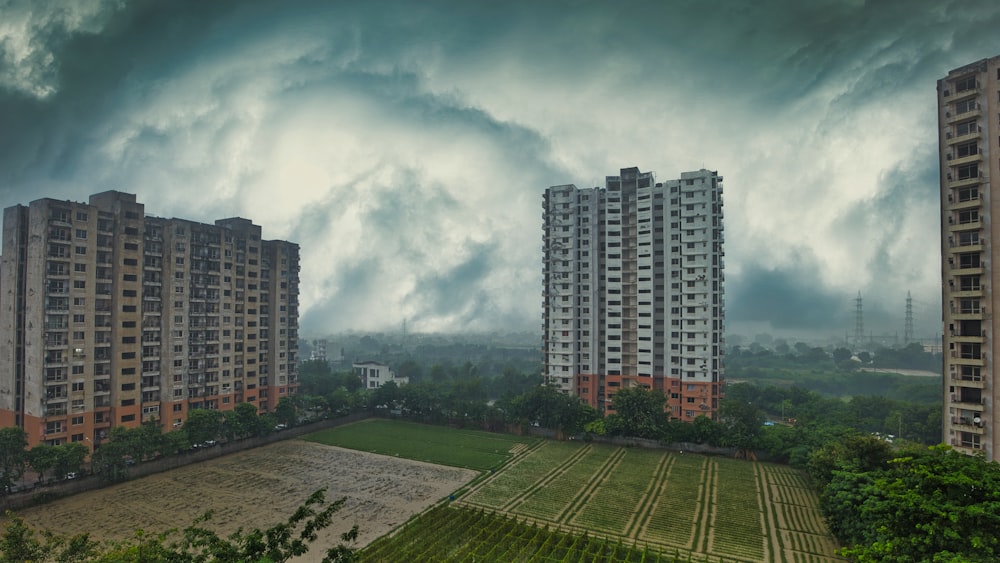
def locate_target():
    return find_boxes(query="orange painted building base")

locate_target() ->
[574,373,722,421]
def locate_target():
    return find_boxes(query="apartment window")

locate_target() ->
[955,119,978,137]
[955,141,979,158]
[956,163,979,180]
[955,76,977,92]
[71,416,84,425]
[957,186,979,202]
[75,211,88,222]
[955,98,978,115]
[958,209,979,225]
[74,263,86,272]
[121,414,136,422]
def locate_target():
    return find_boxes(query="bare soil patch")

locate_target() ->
[14,440,477,559]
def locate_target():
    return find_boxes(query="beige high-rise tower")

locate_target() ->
[939,55,1000,459]
[0,191,300,450]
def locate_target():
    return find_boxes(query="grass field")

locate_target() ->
[302,419,540,471]
[322,421,842,562]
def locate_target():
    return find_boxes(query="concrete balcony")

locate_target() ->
[950,375,986,389]
[945,130,981,146]
[948,151,984,167]
[947,266,985,277]
[946,174,985,190]
[947,107,982,124]
[948,197,982,212]
[950,394,985,408]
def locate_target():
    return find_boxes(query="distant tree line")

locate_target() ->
[728,341,940,375]
[727,342,941,404]
[0,403,290,492]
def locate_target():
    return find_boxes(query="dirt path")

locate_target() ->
[13,440,477,559]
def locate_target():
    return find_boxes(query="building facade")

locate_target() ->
[938,56,1000,459]
[353,361,407,389]
[0,191,299,449]
[542,167,725,421]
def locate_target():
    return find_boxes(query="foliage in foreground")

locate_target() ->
[360,504,707,562]
[0,489,356,562]
[814,439,1000,562]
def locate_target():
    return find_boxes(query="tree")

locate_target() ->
[183,409,223,446]
[807,432,893,488]
[90,439,131,483]
[832,347,853,363]
[222,403,262,441]
[30,443,89,483]
[275,396,298,428]
[371,381,400,409]
[27,445,60,484]
[603,387,670,440]
[825,445,1000,562]
[718,398,764,458]
[0,427,28,494]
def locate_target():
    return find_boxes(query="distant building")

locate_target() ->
[310,339,328,362]
[0,191,300,449]
[542,167,725,421]
[353,361,408,389]
[938,55,1000,459]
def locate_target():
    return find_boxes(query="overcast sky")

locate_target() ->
[2,0,998,340]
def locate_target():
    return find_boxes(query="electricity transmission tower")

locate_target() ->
[854,291,864,350]
[904,291,914,345]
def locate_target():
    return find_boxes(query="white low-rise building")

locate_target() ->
[353,361,408,389]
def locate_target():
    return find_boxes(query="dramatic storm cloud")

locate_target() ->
[1,0,997,338]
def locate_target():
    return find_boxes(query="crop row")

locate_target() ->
[571,449,667,534]
[462,441,579,508]
[776,504,827,534]
[769,483,816,507]
[359,505,733,562]
[760,464,811,489]
[780,530,840,557]
[642,454,705,548]
[709,459,765,560]
[513,445,618,521]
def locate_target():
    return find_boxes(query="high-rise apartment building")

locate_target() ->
[0,191,300,449]
[542,167,725,421]
[938,55,1000,459]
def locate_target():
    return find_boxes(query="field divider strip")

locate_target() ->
[624,451,673,539]
[559,446,627,525]
[699,458,717,554]
[755,462,783,563]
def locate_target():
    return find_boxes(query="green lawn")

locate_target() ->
[301,419,539,471]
